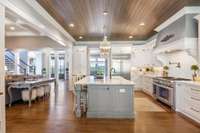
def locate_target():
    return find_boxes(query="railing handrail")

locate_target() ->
[5,55,27,74]
[5,49,31,68]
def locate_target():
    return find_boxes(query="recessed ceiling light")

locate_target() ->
[79,36,83,39]
[129,35,133,39]
[10,26,15,30]
[140,22,145,26]
[103,11,108,15]
[69,23,75,28]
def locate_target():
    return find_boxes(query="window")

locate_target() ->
[89,56,105,77]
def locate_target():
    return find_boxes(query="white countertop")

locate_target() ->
[176,80,200,87]
[75,76,135,85]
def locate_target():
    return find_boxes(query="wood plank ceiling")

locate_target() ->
[37,0,200,41]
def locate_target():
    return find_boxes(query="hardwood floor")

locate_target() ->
[6,82,200,133]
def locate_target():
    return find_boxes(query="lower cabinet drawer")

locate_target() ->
[183,98,200,121]
[185,85,200,99]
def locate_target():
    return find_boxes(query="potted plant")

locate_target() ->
[145,67,150,72]
[163,65,169,77]
[96,69,104,79]
[191,64,199,81]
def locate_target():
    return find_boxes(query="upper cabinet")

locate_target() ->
[72,46,88,75]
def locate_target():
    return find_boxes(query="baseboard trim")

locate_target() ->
[177,112,200,128]
[87,111,135,119]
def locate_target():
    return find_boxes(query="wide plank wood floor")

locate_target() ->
[6,81,200,133]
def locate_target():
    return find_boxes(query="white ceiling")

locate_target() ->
[5,9,42,37]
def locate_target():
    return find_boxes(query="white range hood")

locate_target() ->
[153,37,197,58]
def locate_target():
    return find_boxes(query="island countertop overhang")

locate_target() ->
[75,76,135,86]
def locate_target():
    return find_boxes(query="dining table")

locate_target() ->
[7,78,58,107]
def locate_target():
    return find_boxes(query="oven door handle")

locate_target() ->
[153,83,173,90]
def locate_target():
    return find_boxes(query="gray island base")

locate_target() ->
[74,76,135,119]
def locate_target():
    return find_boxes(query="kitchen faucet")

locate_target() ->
[110,67,115,79]
[169,61,181,68]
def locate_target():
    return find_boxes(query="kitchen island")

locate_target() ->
[74,76,135,119]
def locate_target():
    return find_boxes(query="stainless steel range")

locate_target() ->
[153,77,190,109]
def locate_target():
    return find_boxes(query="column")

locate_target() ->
[42,49,50,78]
[64,48,68,80]
[0,3,5,133]
[14,51,20,74]
[195,15,200,63]
[67,46,73,91]
[55,52,59,80]
[105,51,111,79]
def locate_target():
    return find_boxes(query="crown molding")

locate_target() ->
[155,6,200,32]
[0,0,73,47]
[75,41,146,46]
[25,0,75,42]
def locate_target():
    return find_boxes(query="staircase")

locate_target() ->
[5,49,32,75]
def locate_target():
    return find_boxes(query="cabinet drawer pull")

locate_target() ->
[191,88,200,92]
[106,88,109,90]
[190,107,200,113]
[191,97,200,101]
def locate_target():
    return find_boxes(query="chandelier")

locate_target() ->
[99,36,111,58]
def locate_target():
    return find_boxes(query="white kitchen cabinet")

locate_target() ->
[142,76,153,96]
[130,72,143,90]
[88,85,111,112]
[112,86,133,113]
[130,72,154,95]
[87,85,134,118]
[176,82,200,123]
[72,46,88,75]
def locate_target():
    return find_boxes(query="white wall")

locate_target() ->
[28,51,43,75]
[131,40,160,67]
[67,46,73,90]
[0,4,5,133]
[6,36,66,50]
[157,51,197,79]
[72,46,88,75]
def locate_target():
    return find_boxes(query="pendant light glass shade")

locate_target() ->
[99,36,111,58]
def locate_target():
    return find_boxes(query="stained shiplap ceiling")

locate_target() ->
[37,0,200,41]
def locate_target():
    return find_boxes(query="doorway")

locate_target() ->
[50,54,56,78]
[58,54,65,80]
